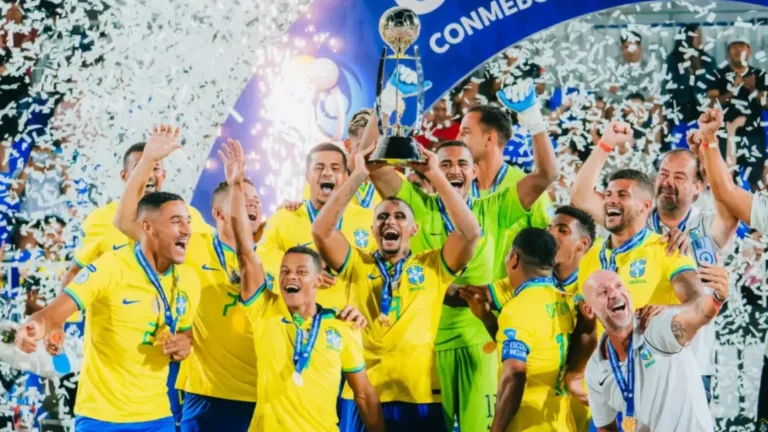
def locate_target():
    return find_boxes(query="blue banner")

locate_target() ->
[190,0,768,219]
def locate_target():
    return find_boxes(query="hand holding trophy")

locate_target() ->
[369,7,428,166]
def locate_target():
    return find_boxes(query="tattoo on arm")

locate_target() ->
[670,317,688,346]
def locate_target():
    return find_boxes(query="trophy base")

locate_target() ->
[369,136,425,167]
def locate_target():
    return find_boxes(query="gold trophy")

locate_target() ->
[369,6,426,166]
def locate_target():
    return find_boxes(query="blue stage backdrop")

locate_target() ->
[193,0,673,217]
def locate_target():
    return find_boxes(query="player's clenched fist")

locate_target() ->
[686,130,702,156]
[15,321,43,354]
[598,121,633,151]
[698,109,723,138]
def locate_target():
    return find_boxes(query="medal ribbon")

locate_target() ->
[306,200,342,230]
[599,228,648,271]
[133,244,176,334]
[373,251,410,319]
[436,196,474,234]
[650,208,691,234]
[607,336,636,418]
[355,182,375,208]
[292,306,324,378]
[555,270,578,292]
[213,234,238,284]
[471,163,509,198]
[514,276,555,297]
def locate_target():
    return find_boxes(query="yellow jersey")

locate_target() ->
[577,229,697,335]
[74,201,211,267]
[63,247,201,423]
[489,272,589,431]
[332,247,458,403]
[258,201,375,310]
[179,231,284,402]
[302,180,383,209]
[496,278,575,432]
[246,307,366,432]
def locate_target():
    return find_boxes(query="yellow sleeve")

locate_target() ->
[340,324,366,373]
[431,249,461,289]
[73,212,107,267]
[63,258,114,310]
[497,295,537,363]
[661,247,698,282]
[328,246,363,283]
[177,268,202,331]
[259,248,283,293]
[489,279,514,311]
[258,212,287,252]
[240,280,276,323]
[188,205,212,234]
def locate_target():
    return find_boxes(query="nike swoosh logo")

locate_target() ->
[122,299,140,305]
[598,374,610,386]
[202,264,220,271]
[367,274,381,280]
[113,243,129,251]
[428,233,443,236]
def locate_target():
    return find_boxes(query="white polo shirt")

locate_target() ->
[585,310,714,431]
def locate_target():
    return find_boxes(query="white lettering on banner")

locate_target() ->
[516,0,532,11]
[444,23,463,44]
[428,0,548,55]
[460,12,484,36]
[479,2,503,26]
[500,0,518,15]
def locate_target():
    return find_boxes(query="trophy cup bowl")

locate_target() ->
[369,7,426,166]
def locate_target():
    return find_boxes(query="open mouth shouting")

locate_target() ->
[447,176,465,193]
[246,208,260,222]
[604,205,623,225]
[380,226,401,250]
[145,180,157,194]
[173,237,189,255]
[284,283,301,294]
[319,180,336,196]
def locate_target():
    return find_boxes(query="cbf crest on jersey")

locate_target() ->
[176,292,189,317]
[353,228,369,249]
[325,327,342,351]
[629,258,647,279]
[640,344,656,368]
[265,272,275,291]
[406,265,424,286]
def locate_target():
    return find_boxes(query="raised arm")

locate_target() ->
[497,81,558,210]
[570,121,633,225]
[312,150,374,272]
[671,269,706,305]
[219,139,266,301]
[696,109,756,227]
[670,264,728,346]
[410,146,481,273]
[363,109,403,198]
[114,125,181,241]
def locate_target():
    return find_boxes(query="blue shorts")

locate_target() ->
[180,393,256,432]
[167,361,184,425]
[74,416,175,432]
[339,399,446,432]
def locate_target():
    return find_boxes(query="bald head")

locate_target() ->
[582,270,634,332]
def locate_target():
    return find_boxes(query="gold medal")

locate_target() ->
[154,328,172,346]
[482,341,497,354]
[621,416,637,432]
[378,313,391,327]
